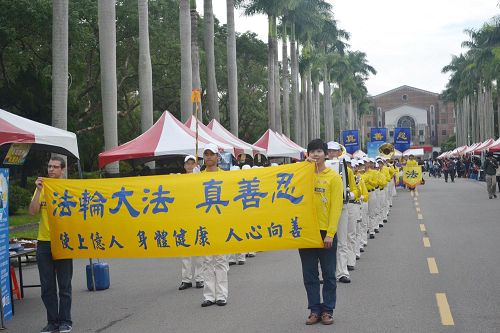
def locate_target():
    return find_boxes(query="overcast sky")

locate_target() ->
[196,0,499,96]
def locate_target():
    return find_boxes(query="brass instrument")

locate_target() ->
[338,143,347,158]
[378,143,395,159]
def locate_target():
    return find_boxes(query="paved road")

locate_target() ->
[7,176,500,333]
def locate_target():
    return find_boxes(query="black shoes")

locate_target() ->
[216,300,227,306]
[196,281,204,288]
[229,261,236,266]
[360,247,365,253]
[338,276,351,283]
[179,282,192,290]
[369,234,375,239]
[383,219,388,223]
[374,229,380,233]
[494,194,498,198]
[347,265,355,271]
[201,300,215,307]
[237,261,245,265]
[379,224,384,228]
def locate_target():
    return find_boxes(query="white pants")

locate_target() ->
[336,207,350,279]
[360,202,369,245]
[376,189,384,226]
[181,256,204,283]
[203,255,229,302]
[368,191,378,234]
[391,180,397,197]
[228,254,246,263]
[347,203,359,266]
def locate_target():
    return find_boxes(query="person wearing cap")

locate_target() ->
[353,160,369,258]
[344,158,360,271]
[374,161,387,230]
[482,152,499,199]
[325,141,356,284]
[200,144,230,307]
[379,158,392,224]
[357,160,370,250]
[364,159,380,238]
[300,139,343,325]
[179,155,205,291]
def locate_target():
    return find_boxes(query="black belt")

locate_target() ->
[348,200,360,204]
[368,189,373,192]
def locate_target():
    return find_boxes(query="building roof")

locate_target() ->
[371,85,439,99]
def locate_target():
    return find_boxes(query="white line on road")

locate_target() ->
[417,213,423,220]
[419,224,426,232]
[423,237,431,247]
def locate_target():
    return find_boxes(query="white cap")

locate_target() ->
[230,166,240,171]
[241,164,251,170]
[343,155,351,163]
[362,157,370,163]
[203,143,219,154]
[369,158,376,163]
[327,141,341,150]
[270,163,279,167]
[351,161,358,167]
[375,162,379,168]
[252,166,259,169]
[184,155,196,163]
[357,159,365,165]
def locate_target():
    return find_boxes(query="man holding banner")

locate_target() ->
[301,139,343,325]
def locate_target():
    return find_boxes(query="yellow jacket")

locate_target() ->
[363,169,378,191]
[381,166,392,183]
[347,167,360,200]
[314,167,344,238]
[406,160,418,167]
[357,174,369,202]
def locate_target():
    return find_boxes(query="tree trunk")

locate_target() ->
[307,71,313,141]
[290,24,299,143]
[300,73,307,145]
[273,16,281,133]
[314,81,320,137]
[282,22,290,137]
[98,0,119,173]
[323,63,333,141]
[52,0,68,133]
[191,1,202,120]
[267,15,275,130]
[138,0,153,133]
[226,0,238,136]
[203,0,219,121]
[179,0,192,122]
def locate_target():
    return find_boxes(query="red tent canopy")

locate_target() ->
[487,138,500,153]
[185,116,240,157]
[253,129,304,159]
[0,108,79,158]
[98,111,210,168]
[207,119,265,156]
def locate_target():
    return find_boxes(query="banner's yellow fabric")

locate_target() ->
[402,166,422,187]
[43,162,323,259]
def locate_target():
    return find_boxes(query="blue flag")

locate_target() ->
[370,128,387,143]
[342,130,360,154]
[394,128,411,152]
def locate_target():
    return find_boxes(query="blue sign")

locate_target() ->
[367,142,383,158]
[0,168,12,321]
[394,128,411,152]
[370,128,387,143]
[342,130,360,155]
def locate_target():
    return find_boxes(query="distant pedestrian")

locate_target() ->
[482,152,498,199]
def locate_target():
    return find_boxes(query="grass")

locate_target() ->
[9,228,38,239]
[8,208,39,227]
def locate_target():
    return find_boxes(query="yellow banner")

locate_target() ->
[43,162,322,259]
[403,166,422,187]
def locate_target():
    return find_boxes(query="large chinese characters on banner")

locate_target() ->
[402,166,423,188]
[43,162,323,259]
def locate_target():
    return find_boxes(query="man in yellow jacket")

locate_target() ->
[300,139,343,326]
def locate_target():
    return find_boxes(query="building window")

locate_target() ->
[367,121,372,127]
[378,121,382,127]
[389,131,394,138]
[442,130,447,136]
[441,118,447,124]
[402,94,408,101]
[430,105,435,112]
[431,130,435,137]
[419,130,424,136]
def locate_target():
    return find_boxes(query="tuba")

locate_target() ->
[338,144,347,158]
[379,143,395,159]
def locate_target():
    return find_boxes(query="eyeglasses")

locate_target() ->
[48,165,62,169]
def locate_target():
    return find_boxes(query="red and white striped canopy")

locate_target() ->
[207,119,265,156]
[0,108,79,158]
[185,116,238,157]
[487,138,500,153]
[98,111,210,168]
[253,129,304,159]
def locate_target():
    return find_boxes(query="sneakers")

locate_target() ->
[178,282,192,290]
[59,324,73,333]
[40,323,58,333]
[305,313,321,325]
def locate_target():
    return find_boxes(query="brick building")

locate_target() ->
[361,85,456,150]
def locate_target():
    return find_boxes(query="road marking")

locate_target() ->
[417,213,423,220]
[436,293,455,325]
[419,224,426,232]
[427,257,439,274]
[411,191,414,197]
[423,237,431,247]
[415,191,419,197]
[415,202,419,206]
[416,207,421,212]
[414,197,418,201]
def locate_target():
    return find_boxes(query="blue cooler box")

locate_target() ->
[86,262,110,291]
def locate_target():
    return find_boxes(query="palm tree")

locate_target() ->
[138,0,153,133]
[179,0,192,122]
[203,0,220,121]
[98,0,119,173]
[281,20,290,136]
[52,0,68,132]
[227,0,239,135]
[191,0,202,120]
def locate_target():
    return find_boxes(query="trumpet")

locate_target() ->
[378,143,395,159]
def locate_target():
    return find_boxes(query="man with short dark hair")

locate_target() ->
[29,157,73,333]
[300,139,343,325]
[482,152,498,199]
